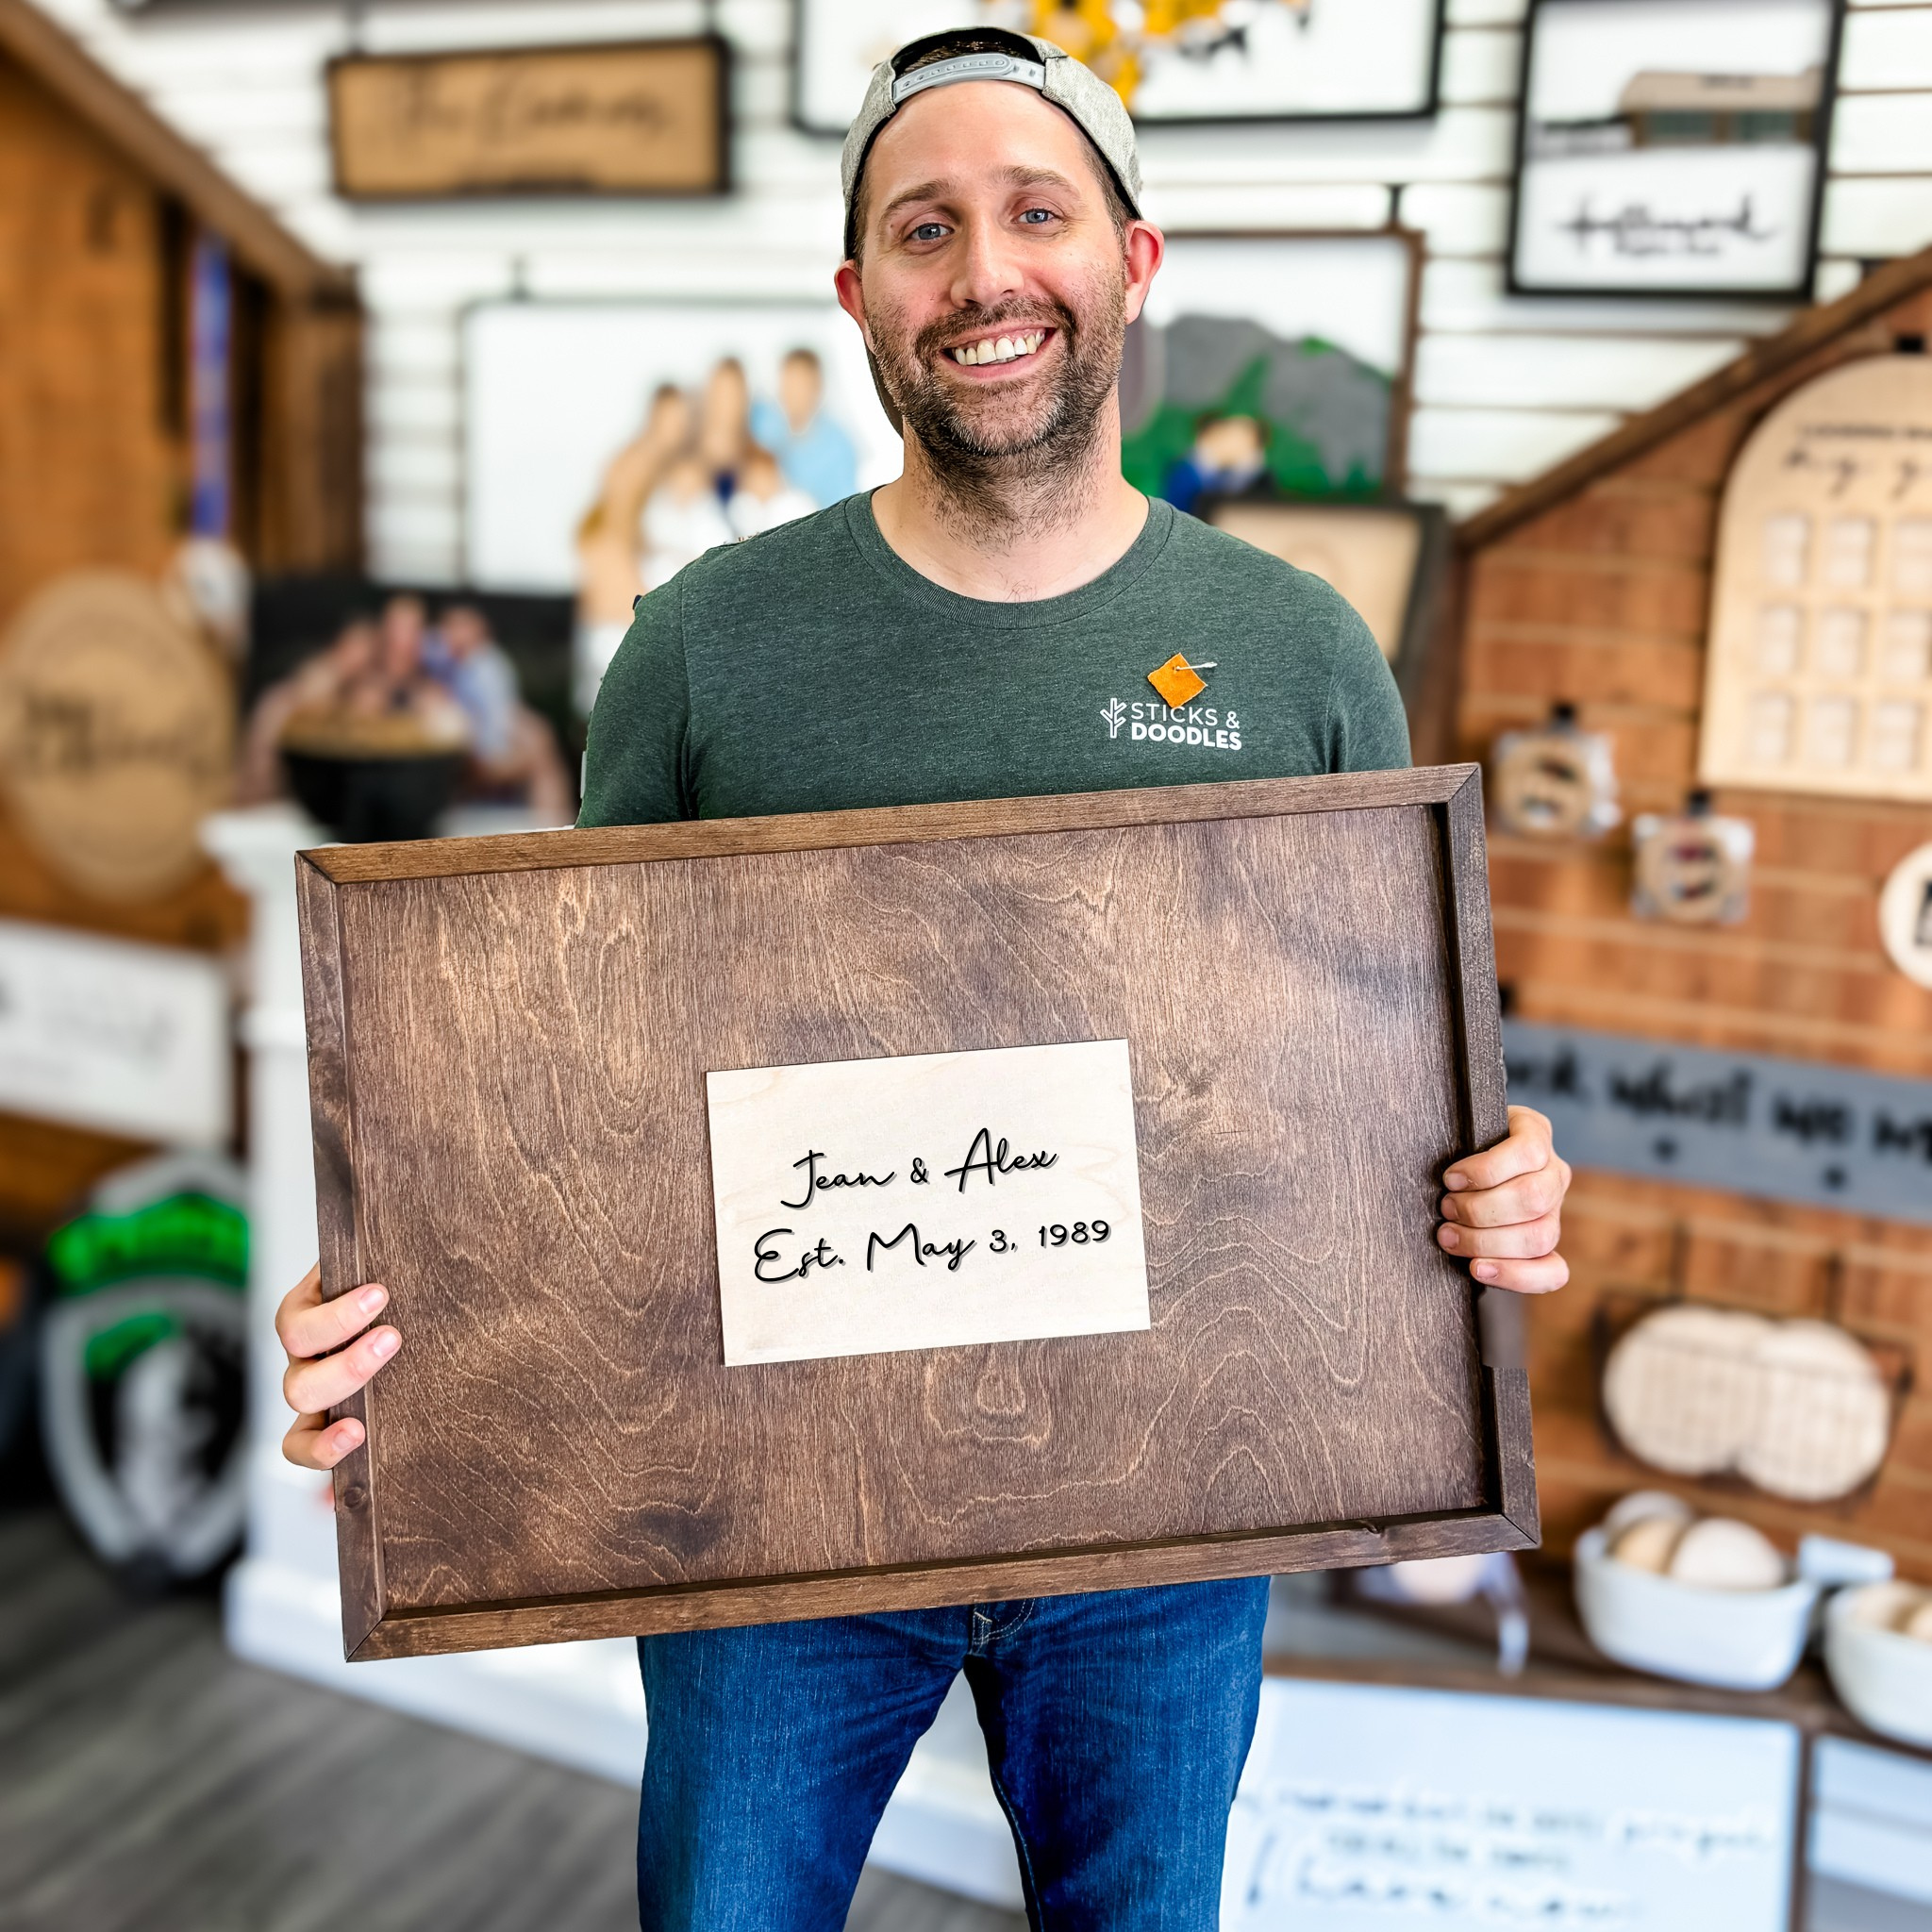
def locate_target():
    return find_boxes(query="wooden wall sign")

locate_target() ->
[326,38,730,200]
[298,770,1535,1661]
[1701,354,1932,803]
[0,571,233,903]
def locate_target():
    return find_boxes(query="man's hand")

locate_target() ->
[1437,1105,1571,1295]
[276,1262,401,1471]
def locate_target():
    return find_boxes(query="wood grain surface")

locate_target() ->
[1454,263,1932,1581]
[299,773,1533,1657]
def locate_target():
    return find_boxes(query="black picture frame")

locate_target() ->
[1504,0,1846,303]
[789,0,1446,139]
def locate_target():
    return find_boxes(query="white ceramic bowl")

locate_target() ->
[1573,1526,1819,1690]
[1824,1585,1932,1749]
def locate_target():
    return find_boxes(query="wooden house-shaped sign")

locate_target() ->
[1453,247,1932,1579]
[0,0,363,1238]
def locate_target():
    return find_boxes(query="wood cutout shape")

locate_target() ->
[1878,840,1932,989]
[1491,711,1620,840]
[1631,797,1754,925]
[296,770,1536,1659]
[1701,354,1932,803]
[0,572,233,902]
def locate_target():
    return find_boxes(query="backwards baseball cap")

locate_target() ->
[840,27,1144,260]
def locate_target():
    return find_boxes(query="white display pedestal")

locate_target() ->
[203,804,1023,1908]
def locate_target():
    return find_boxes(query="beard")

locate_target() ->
[866,272,1126,523]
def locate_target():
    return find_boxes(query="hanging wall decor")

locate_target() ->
[1700,353,1932,804]
[328,39,731,199]
[1491,705,1621,841]
[462,300,904,596]
[1879,841,1932,990]
[791,0,1444,136]
[1202,501,1447,709]
[1121,230,1419,508]
[1630,791,1754,925]
[0,572,233,903]
[1507,0,1842,299]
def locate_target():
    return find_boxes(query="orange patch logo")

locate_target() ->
[1147,653,1212,708]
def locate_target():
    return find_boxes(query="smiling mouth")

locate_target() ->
[946,328,1052,368]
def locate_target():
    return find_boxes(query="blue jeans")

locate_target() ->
[636,1578,1270,1932]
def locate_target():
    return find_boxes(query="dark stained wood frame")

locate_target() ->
[298,768,1537,1661]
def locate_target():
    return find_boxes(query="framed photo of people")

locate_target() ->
[791,1,1446,137]
[1506,0,1845,299]
[460,300,904,595]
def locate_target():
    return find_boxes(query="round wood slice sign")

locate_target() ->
[0,571,234,902]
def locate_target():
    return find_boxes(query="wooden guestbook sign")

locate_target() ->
[297,770,1537,1661]
[326,38,729,200]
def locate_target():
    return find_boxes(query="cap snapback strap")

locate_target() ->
[890,50,1047,107]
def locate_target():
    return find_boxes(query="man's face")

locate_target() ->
[835,82,1160,466]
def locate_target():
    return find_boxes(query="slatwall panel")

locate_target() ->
[1457,275,1932,1579]
[24,0,1932,580]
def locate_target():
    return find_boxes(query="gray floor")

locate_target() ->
[0,1508,1024,1932]
[5,1507,1924,1931]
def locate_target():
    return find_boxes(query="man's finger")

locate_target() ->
[1469,1252,1570,1295]
[1438,1213,1560,1262]
[278,1278,389,1361]
[282,1325,400,1417]
[1443,1106,1554,1194]
[283,1413,367,1472]
[1440,1165,1568,1228]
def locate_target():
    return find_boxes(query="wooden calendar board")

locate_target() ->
[297,770,1535,1661]
[1701,355,1932,803]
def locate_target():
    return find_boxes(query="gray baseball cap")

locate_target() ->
[841,28,1144,258]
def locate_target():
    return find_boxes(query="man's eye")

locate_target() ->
[1020,208,1056,225]
[910,222,948,242]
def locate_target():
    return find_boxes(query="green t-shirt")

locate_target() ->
[579,492,1408,826]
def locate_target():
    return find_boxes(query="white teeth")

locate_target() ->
[950,331,1045,366]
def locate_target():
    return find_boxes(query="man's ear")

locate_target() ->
[1122,220,1165,329]
[833,261,905,436]
[833,260,872,348]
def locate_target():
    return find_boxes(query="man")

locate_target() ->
[277,29,1571,1930]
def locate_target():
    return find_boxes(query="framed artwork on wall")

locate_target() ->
[327,39,731,200]
[1122,230,1420,509]
[460,301,903,595]
[1506,0,1845,300]
[791,0,1445,137]
[1199,500,1448,708]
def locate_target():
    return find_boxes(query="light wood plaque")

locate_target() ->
[298,770,1536,1661]
[1700,354,1932,803]
[326,39,729,200]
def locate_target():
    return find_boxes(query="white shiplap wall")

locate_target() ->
[25,0,1932,583]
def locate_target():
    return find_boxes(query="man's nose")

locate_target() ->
[949,213,1028,310]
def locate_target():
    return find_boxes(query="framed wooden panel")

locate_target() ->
[1199,498,1449,711]
[298,769,1536,1661]
[325,39,730,201]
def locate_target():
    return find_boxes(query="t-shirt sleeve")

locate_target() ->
[577,578,694,828]
[1321,589,1412,774]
